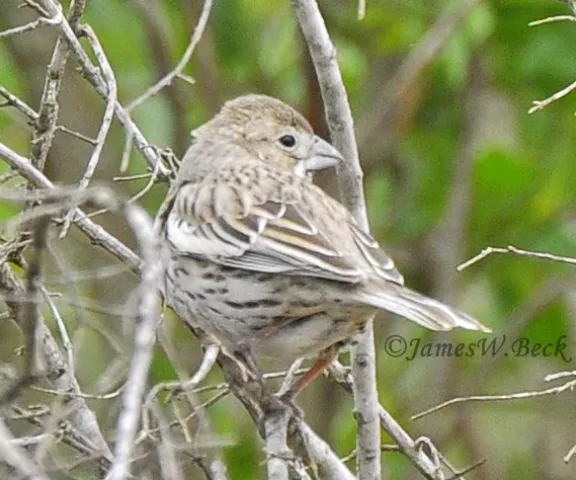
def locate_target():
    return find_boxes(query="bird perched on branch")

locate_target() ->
[156,94,490,399]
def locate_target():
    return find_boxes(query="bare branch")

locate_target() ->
[142,343,220,434]
[20,0,50,18]
[528,77,576,113]
[264,408,291,480]
[0,85,97,144]
[0,419,50,480]
[59,24,118,237]
[529,15,576,26]
[100,193,160,480]
[0,9,61,39]
[0,85,38,120]
[298,423,356,480]
[214,348,356,479]
[38,0,171,179]
[357,0,366,21]
[30,0,87,171]
[292,2,379,477]
[0,142,140,268]
[527,3,576,112]
[458,245,576,271]
[126,0,213,112]
[0,261,113,470]
[565,444,576,463]
[0,216,49,406]
[41,286,75,378]
[411,372,576,421]
[328,361,446,480]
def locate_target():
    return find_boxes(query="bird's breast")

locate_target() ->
[162,253,372,359]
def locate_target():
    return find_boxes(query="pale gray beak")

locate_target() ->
[302,136,343,172]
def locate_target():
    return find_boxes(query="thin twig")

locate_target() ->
[0,142,140,268]
[31,384,123,400]
[328,361,445,480]
[114,172,152,182]
[55,125,97,145]
[0,419,50,480]
[59,25,118,238]
[564,444,576,463]
[39,0,171,178]
[529,15,576,26]
[126,0,214,112]
[41,286,75,378]
[20,0,50,17]
[0,216,49,405]
[9,433,53,447]
[119,132,134,173]
[0,86,38,120]
[127,155,162,204]
[0,10,62,39]
[458,245,576,271]
[276,358,304,397]
[0,86,96,145]
[411,373,576,421]
[142,344,220,435]
[529,78,576,113]
[357,0,366,20]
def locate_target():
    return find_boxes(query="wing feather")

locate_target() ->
[163,172,401,284]
[349,222,404,284]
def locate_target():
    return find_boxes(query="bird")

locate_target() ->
[155,94,490,399]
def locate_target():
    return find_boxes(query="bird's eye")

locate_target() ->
[278,135,296,148]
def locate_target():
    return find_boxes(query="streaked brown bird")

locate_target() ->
[156,94,490,399]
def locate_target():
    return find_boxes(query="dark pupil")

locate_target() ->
[279,135,296,147]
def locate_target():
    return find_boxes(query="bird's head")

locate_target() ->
[192,94,344,176]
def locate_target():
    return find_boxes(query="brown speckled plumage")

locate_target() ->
[156,94,490,397]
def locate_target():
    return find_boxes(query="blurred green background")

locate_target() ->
[1,0,576,478]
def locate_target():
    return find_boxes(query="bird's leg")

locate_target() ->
[277,345,340,402]
[233,340,264,385]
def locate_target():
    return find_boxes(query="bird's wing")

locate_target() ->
[161,167,404,285]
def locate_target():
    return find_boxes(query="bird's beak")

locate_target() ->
[302,136,343,172]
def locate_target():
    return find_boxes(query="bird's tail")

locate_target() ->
[357,283,491,333]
